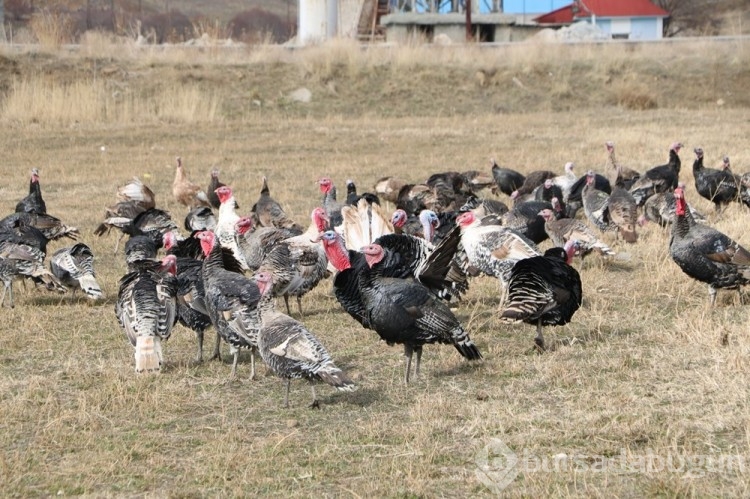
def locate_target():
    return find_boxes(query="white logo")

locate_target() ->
[475,438,519,493]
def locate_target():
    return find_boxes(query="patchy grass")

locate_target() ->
[0,41,749,497]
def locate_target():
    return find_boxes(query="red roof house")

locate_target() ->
[534,0,670,39]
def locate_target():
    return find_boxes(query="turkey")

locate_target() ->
[206,168,226,210]
[490,159,525,197]
[95,177,158,253]
[425,171,472,211]
[321,234,481,383]
[460,196,509,219]
[581,170,639,241]
[184,206,216,232]
[341,197,394,250]
[456,211,541,288]
[234,216,304,272]
[175,255,215,363]
[500,240,582,351]
[395,183,439,216]
[198,230,263,378]
[318,177,343,228]
[0,212,79,242]
[95,207,179,255]
[0,222,67,305]
[214,186,249,270]
[605,141,641,190]
[565,171,611,219]
[629,142,683,206]
[172,157,210,209]
[461,170,496,194]
[372,176,407,205]
[606,184,639,243]
[540,207,615,262]
[551,162,578,202]
[15,168,46,215]
[640,185,706,228]
[501,200,555,244]
[534,178,566,214]
[510,169,557,200]
[49,243,103,300]
[390,208,456,244]
[251,176,302,231]
[345,179,380,206]
[124,233,162,270]
[0,244,65,307]
[162,231,217,361]
[692,147,739,213]
[254,272,356,408]
[256,208,330,316]
[669,186,750,306]
[115,255,178,373]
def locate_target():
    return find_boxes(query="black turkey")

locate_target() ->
[629,142,682,206]
[692,147,739,213]
[669,187,750,306]
[15,168,46,215]
[198,230,264,378]
[321,232,481,383]
[500,240,582,350]
[490,159,525,197]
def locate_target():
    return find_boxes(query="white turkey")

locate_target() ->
[115,255,178,373]
[500,241,582,351]
[456,210,540,288]
[213,185,249,270]
[49,243,103,300]
[254,271,356,408]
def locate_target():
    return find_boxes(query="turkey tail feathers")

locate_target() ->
[318,368,357,392]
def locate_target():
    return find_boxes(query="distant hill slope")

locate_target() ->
[137,0,297,23]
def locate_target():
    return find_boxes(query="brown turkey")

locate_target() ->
[539,207,615,263]
[605,141,640,190]
[172,157,210,209]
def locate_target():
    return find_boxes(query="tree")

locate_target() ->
[652,0,721,37]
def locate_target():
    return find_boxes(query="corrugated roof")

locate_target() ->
[534,0,669,24]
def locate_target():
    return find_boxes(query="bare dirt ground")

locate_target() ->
[0,39,749,496]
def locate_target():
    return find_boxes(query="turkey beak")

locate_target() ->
[311,232,323,243]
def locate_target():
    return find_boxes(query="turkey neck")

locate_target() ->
[202,240,225,274]
[692,155,704,175]
[671,202,692,239]
[669,150,681,173]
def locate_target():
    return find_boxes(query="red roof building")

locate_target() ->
[534,0,669,39]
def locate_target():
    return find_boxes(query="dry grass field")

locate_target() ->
[0,38,749,497]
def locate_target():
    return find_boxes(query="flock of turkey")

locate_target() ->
[4,141,750,407]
